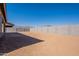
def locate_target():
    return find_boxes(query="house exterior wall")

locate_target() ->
[0,6,4,38]
[0,4,3,33]
[0,16,3,38]
[0,16,2,32]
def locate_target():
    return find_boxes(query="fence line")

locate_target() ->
[6,25,79,35]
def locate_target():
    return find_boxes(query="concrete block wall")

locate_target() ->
[30,25,79,35]
[6,24,79,35]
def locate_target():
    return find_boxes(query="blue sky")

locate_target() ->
[6,3,79,26]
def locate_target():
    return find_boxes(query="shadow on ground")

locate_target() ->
[0,32,43,54]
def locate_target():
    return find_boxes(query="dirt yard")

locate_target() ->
[6,31,79,56]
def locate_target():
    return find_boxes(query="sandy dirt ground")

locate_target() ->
[6,31,79,56]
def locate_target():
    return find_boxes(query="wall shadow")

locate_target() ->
[0,32,43,54]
